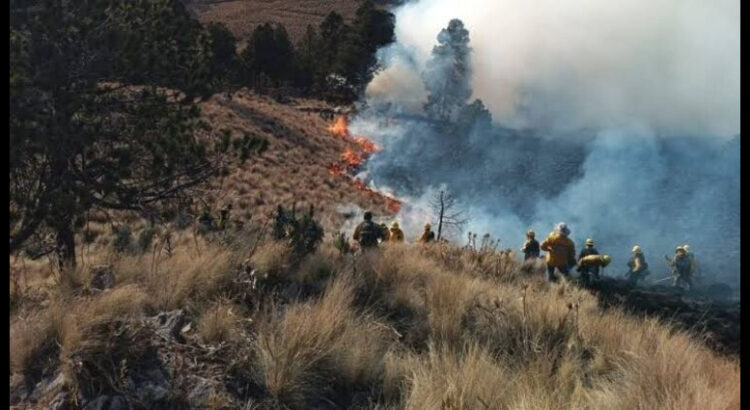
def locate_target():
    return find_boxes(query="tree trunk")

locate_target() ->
[437,190,444,241]
[56,222,76,270]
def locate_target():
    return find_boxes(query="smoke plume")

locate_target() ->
[369,0,740,136]
[352,0,740,289]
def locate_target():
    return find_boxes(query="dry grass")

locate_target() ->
[188,0,361,47]
[8,229,740,409]
[144,246,236,312]
[250,241,294,278]
[194,90,398,234]
[251,276,395,407]
[9,308,63,375]
[59,284,148,356]
[198,298,245,344]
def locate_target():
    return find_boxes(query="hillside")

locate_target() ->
[195,89,399,232]
[186,0,362,46]
[9,230,740,409]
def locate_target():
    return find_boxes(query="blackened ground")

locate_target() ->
[577,277,740,357]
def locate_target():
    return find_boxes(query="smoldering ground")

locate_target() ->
[347,0,740,290]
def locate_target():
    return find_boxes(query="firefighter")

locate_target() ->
[380,223,390,242]
[389,221,405,242]
[521,230,540,260]
[418,224,436,243]
[577,238,600,284]
[540,222,576,282]
[627,245,650,285]
[352,211,384,250]
[682,244,700,282]
[666,246,692,290]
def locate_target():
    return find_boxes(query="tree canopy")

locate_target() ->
[423,19,473,121]
[9,0,221,263]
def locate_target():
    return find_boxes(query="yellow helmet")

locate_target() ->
[601,254,611,267]
[632,245,641,254]
[391,221,400,229]
[424,223,431,230]
[585,238,594,246]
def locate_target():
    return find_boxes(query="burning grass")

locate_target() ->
[195,91,399,235]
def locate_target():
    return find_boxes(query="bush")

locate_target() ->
[271,205,324,258]
[112,226,133,253]
[137,226,159,254]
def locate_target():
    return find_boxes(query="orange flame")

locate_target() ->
[328,162,345,176]
[341,148,364,169]
[327,114,403,214]
[352,136,380,153]
[328,115,349,138]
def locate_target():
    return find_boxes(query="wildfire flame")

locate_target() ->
[327,115,403,214]
[341,148,364,170]
[328,115,349,138]
[352,137,379,154]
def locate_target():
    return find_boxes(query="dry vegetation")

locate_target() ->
[9,226,740,409]
[195,90,397,232]
[187,0,361,47]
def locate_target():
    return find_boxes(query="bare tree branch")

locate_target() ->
[429,189,469,241]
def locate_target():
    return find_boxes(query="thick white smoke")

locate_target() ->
[368,0,740,137]
[353,0,740,290]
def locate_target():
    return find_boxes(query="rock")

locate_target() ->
[147,310,187,343]
[129,354,170,405]
[90,265,116,291]
[82,395,127,410]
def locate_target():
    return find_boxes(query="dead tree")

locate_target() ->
[430,190,469,241]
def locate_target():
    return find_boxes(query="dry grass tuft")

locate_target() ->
[251,241,293,278]
[401,343,510,410]
[60,284,148,355]
[145,247,235,312]
[252,277,391,407]
[198,298,245,344]
[10,308,62,376]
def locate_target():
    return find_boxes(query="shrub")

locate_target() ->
[271,205,324,259]
[112,226,133,253]
[137,226,159,254]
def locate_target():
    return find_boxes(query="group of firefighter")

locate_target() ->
[520,222,699,289]
[352,211,436,248]
[353,212,699,290]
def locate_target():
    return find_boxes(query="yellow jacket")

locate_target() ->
[540,232,576,268]
[389,227,404,242]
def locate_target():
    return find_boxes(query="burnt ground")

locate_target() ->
[576,277,740,357]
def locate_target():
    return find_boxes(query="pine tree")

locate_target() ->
[9,0,221,266]
[423,19,473,121]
